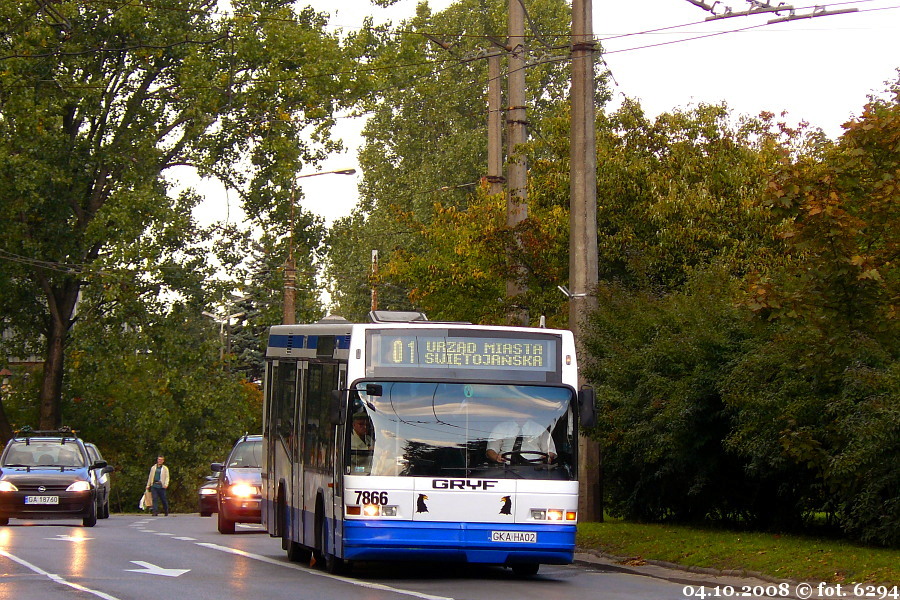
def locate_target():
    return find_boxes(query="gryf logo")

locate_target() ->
[432,479,498,490]
[416,494,429,513]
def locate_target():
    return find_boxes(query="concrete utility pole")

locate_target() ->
[570,0,601,522]
[506,0,529,326]
[487,53,505,197]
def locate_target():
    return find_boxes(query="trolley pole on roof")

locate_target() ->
[570,0,602,522]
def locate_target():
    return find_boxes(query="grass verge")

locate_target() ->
[577,519,899,585]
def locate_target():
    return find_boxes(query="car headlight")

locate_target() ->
[66,481,92,492]
[0,481,18,492]
[200,488,217,496]
[229,483,259,498]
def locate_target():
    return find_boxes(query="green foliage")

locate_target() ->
[325,0,584,319]
[584,80,899,546]
[380,185,570,325]
[724,78,900,545]
[584,268,760,523]
[531,100,797,292]
[0,0,363,426]
[64,303,262,513]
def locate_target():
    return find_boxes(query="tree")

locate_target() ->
[379,182,571,325]
[727,75,900,544]
[0,0,370,429]
[65,299,262,512]
[325,0,580,320]
[583,268,761,523]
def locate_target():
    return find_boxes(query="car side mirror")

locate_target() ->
[578,387,597,429]
[210,462,225,473]
[101,466,115,475]
[91,460,108,470]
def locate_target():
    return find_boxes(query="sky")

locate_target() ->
[189,0,900,231]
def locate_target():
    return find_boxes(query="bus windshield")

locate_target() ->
[346,381,576,480]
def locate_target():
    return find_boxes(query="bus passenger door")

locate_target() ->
[264,359,300,538]
[262,360,275,533]
[292,361,307,546]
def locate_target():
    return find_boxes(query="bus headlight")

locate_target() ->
[356,504,398,517]
[530,508,575,521]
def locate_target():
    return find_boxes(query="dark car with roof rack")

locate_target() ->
[0,427,113,527]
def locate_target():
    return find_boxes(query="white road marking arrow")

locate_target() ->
[125,561,190,578]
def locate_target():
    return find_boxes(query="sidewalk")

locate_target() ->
[573,548,848,600]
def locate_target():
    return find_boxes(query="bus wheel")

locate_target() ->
[286,540,311,563]
[276,486,286,538]
[324,551,346,575]
[316,510,345,575]
[511,563,539,577]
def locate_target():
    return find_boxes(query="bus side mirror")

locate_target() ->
[329,390,344,425]
[578,387,597,429]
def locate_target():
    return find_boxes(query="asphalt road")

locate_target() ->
[0,515,687,600]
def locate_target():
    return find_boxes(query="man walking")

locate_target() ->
[146,455,170,516]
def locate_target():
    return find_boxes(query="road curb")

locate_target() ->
[573,548,822,595]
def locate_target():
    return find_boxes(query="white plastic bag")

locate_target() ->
[139,494,146,510]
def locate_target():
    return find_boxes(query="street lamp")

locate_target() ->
[284,168,357,325]
[202,311,246,361]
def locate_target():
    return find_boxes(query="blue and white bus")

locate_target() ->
[261,311,595,576]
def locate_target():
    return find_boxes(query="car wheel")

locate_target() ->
[200,510,211,517]
[83,503,97,527]
[0,517,8,526]
[217,510,235,534]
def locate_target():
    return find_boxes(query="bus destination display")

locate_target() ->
[370,333,557,372]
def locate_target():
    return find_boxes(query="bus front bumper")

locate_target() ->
[341,520,576,565]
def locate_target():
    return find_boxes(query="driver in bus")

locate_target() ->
[349,411,374,474]
[350,412,374,451]
[486,417,557,465]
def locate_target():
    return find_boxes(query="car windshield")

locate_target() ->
[2,441,86,467]
[228,439,262,468]
[346,381,576,480]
